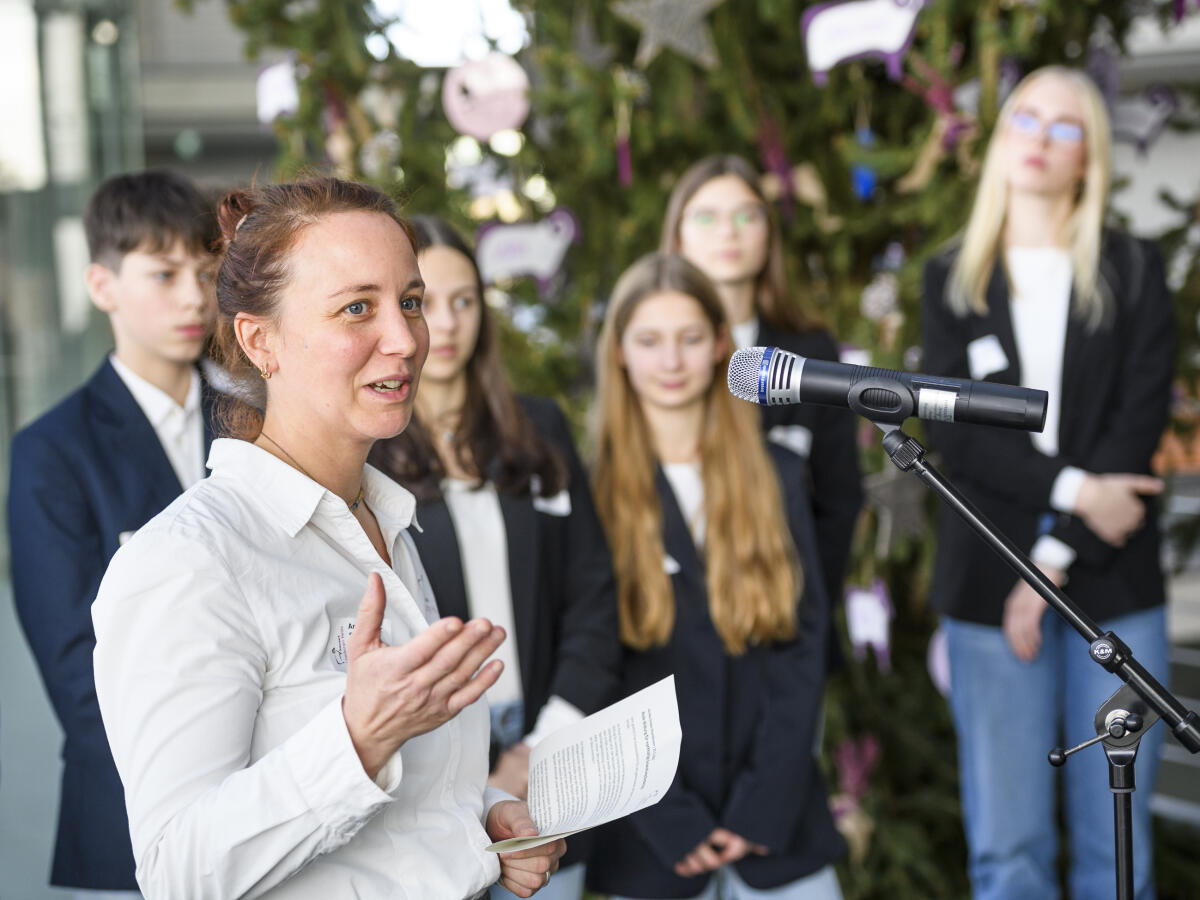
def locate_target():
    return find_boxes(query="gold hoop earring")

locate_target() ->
[260,364,272,380]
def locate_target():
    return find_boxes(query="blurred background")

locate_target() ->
[2,0,1200,896]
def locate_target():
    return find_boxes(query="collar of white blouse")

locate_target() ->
[204,437,419,541]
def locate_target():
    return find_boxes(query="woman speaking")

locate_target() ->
[91,178,564,899]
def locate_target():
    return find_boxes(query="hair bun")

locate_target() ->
[216,190,255,246]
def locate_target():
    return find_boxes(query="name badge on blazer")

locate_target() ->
[967,334,1009,381]
[328,615,394,672]
[767,424,813,459]
[529,474,572,516]
[118,530,136,546]
[663,554,681,575]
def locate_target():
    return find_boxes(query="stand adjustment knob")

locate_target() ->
[1049,729,1107,766]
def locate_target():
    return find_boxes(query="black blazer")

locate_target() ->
[7,359,218,888]
[755,320,863,604]
[586,446,845,898]
[405,395,621,749]
[921,230,1174,627]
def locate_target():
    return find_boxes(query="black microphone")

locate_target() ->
[727,346,1048,432]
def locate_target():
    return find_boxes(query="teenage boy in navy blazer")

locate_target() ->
[7,170,221,895]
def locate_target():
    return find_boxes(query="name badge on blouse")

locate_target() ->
[967,334,1009,381]
[531,489,571,516]
[328,616,394,672]
[529,474,572,516]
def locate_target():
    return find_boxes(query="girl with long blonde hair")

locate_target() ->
[585,253,844,900]
[921,66,1174,899]
[662,155,862,663]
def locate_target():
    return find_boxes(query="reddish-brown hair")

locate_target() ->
[211,177,415,439]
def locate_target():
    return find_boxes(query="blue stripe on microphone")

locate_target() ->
[758,347,773,405]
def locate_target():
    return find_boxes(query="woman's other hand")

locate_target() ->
[1075,473,1163,547]
[343,572,505,778]
[489,742,531,799]
[486,800,565,897]
[1002,566,1064,662]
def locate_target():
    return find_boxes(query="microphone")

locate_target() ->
[727,346,1048,432]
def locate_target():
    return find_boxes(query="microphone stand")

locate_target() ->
[869,422,1200,900]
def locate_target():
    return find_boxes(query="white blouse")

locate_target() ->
[663,462,705,546]
[93,438,504,899]
[110,354,206,488]
[439,478,584,747]
[1007,247,1072,457]
[1006,247,1085,571]
[442,478,522,705]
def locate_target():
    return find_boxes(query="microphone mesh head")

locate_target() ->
[727,346,767,402]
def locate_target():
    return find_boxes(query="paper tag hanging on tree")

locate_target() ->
[611,0,725,70]
[442,53,531,141]
[844,579,894,671]
[256,59,300,125]
[1111,85,1178,155]
[476,209,580,297]
[802,0,927,85]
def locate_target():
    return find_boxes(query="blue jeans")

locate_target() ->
[490,698,525,750]
[944,606,1168,900]
[610,864,842,900]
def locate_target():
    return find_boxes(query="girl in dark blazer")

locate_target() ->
[586,253,844,900]
[368,216,620,900]
[921,67,1174,900]
[661,155,862,619]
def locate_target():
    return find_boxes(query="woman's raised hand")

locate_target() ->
[1075,473,1163,547]
[342,572,505,779]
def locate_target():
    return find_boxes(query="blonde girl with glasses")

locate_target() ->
[921,67,1174,900]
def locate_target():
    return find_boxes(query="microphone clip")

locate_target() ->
[846,376,914,424]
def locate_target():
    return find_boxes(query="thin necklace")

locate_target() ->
[257,431,365,512]
[429,407,462,446]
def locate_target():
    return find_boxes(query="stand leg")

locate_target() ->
[1106,743,1137,900]
[1113,790,1133,900]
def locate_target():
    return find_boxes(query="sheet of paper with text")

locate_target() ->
[486,675,681,852]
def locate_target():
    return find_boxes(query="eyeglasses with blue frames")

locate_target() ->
[684,205,767,231]
[1007,109,1085,145]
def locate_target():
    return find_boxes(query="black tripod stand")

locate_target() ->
[873,424,1200,900]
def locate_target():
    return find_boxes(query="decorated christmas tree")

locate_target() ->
[201,0,1200,894]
